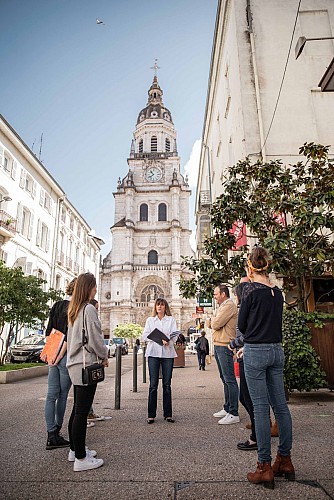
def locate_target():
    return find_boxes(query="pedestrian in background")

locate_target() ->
[195,328,209,370]
[44,278,76,450]
[66,273,108,472]
[208,284,239,425]
[238,246,294,489]
[141,298,178,424]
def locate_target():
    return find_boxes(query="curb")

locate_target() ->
[0,365,48,384]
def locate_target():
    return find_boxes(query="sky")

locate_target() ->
[0,0,217,256]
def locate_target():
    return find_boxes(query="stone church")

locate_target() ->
[99,74,197,336]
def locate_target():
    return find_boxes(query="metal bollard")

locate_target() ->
[142,345,146,383]
[114,344,122,410]
[133,344,138,393]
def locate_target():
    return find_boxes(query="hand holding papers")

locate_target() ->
[40,329,65,365]
[147,329,180,346]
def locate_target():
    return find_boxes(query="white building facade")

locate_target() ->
[196,0,334,251]
[0,114,103,341]
[100,76,197,336]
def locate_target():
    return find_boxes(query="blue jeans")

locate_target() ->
[214,345,239,416]
[148,357,174,418]
[243,343,292,463]
[197,351,206,369]
[45,354,72,432]
[68,384,97,459]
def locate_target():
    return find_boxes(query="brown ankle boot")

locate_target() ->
[247,462,275,489]
[271,420,279,437]
[272,452,295,481]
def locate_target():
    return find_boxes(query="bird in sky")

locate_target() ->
[96,18,105,25]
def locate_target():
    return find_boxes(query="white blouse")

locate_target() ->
[141,315,178,358]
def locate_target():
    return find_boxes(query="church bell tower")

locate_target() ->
[100,66,196,334]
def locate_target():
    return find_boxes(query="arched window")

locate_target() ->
[148,250,158,265]
[140,203,148,222]
[165,138,170,152]
[158,203,167,221]
[140,284,164,303]
[151,136,157,152]
[139,139,143,153]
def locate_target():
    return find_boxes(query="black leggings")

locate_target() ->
[239,360,256,442]
[68,384,97,459]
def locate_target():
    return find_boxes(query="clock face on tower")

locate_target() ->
[145,166,162,182]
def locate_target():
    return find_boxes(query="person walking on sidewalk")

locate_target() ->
[141,298,178,424]
[195,329,209,370]
[208,284,239,425]
[67,273,109,472]
[44,278,76,450]
[238,246,295,489]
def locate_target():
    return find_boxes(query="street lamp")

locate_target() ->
[295,36,334,59]
[0,195,12,208]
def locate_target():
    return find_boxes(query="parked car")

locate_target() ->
[111,337,129,355]
[104,339,116,358]
[7,334,46,363]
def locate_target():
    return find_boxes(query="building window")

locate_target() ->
[165,138,170,152]
[158,203,167,221]
[139,139,143,153]
[3,156,10,172]
[37,221,49,251]
[70,216,74,231]
[61,207,66,223]
[140,284,164,303]
[21,207,32,239]
[151,136,157,152]
[140,203,148,221]
[55,274,61,290]
[148,250,158,265]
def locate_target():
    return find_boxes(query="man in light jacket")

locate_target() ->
[207,284,239,424]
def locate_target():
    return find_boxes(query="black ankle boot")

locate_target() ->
[46,430,70,450]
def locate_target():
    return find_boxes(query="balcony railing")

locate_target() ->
[132,152,178,160]
[0,210,17,235]
[133,264,171,271]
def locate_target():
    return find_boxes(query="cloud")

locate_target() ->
[183,139,201,188]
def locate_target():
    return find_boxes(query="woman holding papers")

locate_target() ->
[141,298,179,424]
[44,278,76,451]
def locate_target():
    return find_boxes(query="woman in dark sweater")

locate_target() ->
[238,247,294,490]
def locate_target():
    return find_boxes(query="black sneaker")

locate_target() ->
[46,431,70,450]
[237,440,258,451]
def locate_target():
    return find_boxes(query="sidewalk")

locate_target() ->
[1,353,334,499]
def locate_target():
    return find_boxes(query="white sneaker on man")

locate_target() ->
[219,414,240,425]
[73,456,104,471]
[213,409,228,418]
[68,446,97,462]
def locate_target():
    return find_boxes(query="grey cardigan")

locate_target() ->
[66,303,108,386]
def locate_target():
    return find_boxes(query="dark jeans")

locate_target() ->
[68,384,97,459]
[197,351,206,369]
[148,357,174,418]
[239,360,256,442]
[214,345,239,416]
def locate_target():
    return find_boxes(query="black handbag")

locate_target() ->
[81,304,105,385]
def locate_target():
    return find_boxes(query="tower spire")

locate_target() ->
[150,59,161,79]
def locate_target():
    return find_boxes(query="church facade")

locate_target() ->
[99,74,197,336]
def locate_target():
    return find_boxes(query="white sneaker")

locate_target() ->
[213,409,228,418]
[219,414,240,425]
[73,456,104,471]
[68,447,97,462]
[87,422,95,428]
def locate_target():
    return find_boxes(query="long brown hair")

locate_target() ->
[151,298,172,317]
[68,273,96,326]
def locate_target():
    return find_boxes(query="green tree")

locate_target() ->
[0,261,62,364]
[180,143,334,312]
[113,323,143,341]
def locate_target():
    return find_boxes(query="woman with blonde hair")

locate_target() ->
[66,273,108,472]
[238,246,294,489]
[141,298,178,424]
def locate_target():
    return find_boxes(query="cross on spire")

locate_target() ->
[150,59,160,77]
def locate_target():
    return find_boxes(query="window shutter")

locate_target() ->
[0,148,4,168]
[19,169,26,188]
[46,227,50,252]
[28,213,34,241]
[11,161,17,180]
[36,219,41,245]
[39,188,45,206]
[25,262,33,275]
[32,181,37,199]
[16,204,23,233]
